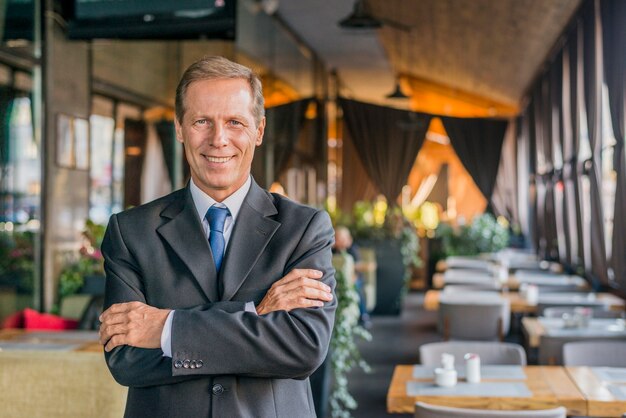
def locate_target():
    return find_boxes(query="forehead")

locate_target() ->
[184,78,254,115]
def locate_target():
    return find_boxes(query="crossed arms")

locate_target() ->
[99,210,336,387]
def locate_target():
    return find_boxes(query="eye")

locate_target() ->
[228,120,244,127]
[194,119,207,126]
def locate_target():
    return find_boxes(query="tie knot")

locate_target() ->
[206,206,229,233]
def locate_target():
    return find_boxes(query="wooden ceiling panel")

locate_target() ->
[371,0,581,106]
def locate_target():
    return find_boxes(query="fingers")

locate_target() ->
[274,277,331,294]
[98,301,169,351]
[279,269,324,285]
[256,268,334,315]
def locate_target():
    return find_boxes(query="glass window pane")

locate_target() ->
[0,96,40,323]
[89,114,115,224]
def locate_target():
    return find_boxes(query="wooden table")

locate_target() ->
[425,290,625,315]
[566,366,626,417]
[387,365,587,415]
[0,329,102,352]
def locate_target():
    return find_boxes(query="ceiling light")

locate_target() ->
[338,0,382,29]
[386,79,409,99]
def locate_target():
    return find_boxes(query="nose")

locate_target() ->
[208,124,228,147]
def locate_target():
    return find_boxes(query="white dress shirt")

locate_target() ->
[161,176,253,357]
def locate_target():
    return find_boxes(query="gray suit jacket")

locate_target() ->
[102,180,336,418]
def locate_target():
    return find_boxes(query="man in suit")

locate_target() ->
[98,56,336,418]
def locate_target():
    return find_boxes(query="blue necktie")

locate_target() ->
[206,206,230,273]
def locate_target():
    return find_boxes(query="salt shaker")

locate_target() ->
[464,353,481,383]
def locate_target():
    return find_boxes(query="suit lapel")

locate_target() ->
[221,181,280,301]
[156,187,219,302]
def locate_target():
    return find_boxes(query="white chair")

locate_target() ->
[419,341,526,366]
[538,335,626,365]
[414,402,566,418]
[443,284,500,293]
[563,340,626,366]
[438,296,510,341]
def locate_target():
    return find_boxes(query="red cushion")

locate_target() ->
[22,308,79,330]
[1,310,24,329]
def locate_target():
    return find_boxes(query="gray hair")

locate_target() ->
[175,56,265,126]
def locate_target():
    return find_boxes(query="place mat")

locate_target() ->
[607,384,626,400]
[445,269,494,281]
[413,365,526,380]
[406,381,532,397]
[0,342,82,351]
[446,257,493,270]
[539,318,626,336]
[538,293,597,303]
[515,275,583,286]
[592,367,626,383]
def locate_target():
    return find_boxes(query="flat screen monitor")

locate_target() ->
[67,0,236,40]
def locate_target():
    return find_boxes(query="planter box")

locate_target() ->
[80,275,105,296]
[357,239,406,316]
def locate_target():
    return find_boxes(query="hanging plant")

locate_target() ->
[329,259,371,418]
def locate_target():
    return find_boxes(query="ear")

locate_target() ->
[175,119,184,144]
[255,117,266,146]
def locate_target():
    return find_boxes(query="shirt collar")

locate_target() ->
[189,176,251,222]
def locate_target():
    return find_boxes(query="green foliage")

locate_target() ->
[330,258,371,418]
[0,230,35,293]
[436,213,510,257]
[57,220,106,302]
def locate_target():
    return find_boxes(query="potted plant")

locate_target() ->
[57,220,106,303]
[328,253,371,418]
[0,230,35,294]
[436,213,510,258]
[349,200,421,315]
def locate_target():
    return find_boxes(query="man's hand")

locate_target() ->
[99,301,171,352]
[256,269,333,315]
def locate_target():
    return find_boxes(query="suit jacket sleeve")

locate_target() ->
[170,209,337,380]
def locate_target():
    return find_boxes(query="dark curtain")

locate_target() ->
[123,119,147,208]
[549,51,568,263]
[155,120,176,189]
[491,122,519,224]
[265,98,311,179]
[601,0,626,288]
[529,91,547,256]
[567,24,586,268]
[339,98,431,204]
[441,116,508,207]
[340,122,378,213]
[583,0,608,285]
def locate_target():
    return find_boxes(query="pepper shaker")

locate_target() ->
[464,353,481,383]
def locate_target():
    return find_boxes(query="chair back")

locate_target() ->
[563,340,626,366]
[438,297,510,341]
[443,284,500,293]
[419,341,526,366]
[414,402,566,418]
[539,334,626,365]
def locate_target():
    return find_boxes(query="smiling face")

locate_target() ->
[175,78,265,202]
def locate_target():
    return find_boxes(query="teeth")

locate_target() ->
[206,156,231,163]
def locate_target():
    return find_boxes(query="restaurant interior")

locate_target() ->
[1,0,626,417]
